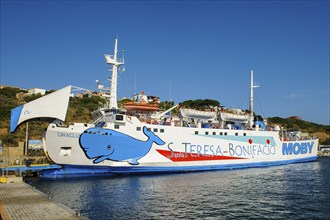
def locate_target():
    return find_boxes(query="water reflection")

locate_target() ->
[26,159,330,219]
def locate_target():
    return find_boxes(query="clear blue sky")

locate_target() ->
[1,0,329,125]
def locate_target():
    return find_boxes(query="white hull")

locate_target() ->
[41,116,318,178]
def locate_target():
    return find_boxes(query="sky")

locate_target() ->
[1,0,329,125]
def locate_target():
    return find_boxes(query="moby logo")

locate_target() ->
[79,126,165,165]
[282,142,313,155]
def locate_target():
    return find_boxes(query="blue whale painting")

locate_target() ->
[79,126,165,165]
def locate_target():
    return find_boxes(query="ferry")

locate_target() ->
[10,38,318,178]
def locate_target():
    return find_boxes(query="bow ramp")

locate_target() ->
[10,86,71,133]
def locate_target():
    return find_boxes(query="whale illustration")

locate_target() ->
[79,126,165,165]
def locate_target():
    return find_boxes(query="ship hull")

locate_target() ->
[40,156,317,178]
[41,118,318,178]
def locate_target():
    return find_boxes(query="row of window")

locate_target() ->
[136,127,165,133]
[132,126,247,137]
[85,127,246,137]
[195,131,247,136]
[84,130,112,135]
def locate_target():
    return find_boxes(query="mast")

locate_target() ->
[249,70,259,128]
[104,38,124,109]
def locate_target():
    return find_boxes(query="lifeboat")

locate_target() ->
[123,102,159,112]
[219,108,249,123]
[180,108,216,120]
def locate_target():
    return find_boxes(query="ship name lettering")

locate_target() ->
[57,132,80,138]
[167,143,224,158]
[189,144,223,157]
[229,143,276,156]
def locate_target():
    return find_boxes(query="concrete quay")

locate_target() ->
[0,180,87,220]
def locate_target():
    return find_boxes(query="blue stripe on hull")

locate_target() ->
[39,156,318,178]
[39,166,116,178]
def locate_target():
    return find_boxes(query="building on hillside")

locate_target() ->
[289,116,302,120]
[93,92,102,96]
[132,91,160,104]
[75,93,84,98]
[28,88,46,96]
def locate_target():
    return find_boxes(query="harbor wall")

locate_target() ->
[0,142,49,168]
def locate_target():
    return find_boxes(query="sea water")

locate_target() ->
[26,158,330,219]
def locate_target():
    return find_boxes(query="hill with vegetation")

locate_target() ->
[0,86,329,149]
[267,117,329,144]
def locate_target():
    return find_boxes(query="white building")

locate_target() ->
[28,88,46,95]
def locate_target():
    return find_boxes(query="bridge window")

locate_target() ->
[136,127,141,131]
[114,125,120,129]
[160,129,164,133]
[115,114,124,121]
[154,128,158,132]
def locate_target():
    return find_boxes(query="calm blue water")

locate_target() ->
[26,158,330,219]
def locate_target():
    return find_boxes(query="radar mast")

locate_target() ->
[104,38,124,109]
[249,70,259,128]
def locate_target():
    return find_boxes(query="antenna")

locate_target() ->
[169,83,172,102]
[134,73,137,95]
[249,70,260,128]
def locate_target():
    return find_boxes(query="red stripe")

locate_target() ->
[156,149,247,162]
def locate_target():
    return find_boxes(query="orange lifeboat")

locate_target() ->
[123,101,159,112]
